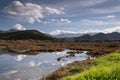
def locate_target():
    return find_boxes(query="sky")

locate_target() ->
[0,0,120,35]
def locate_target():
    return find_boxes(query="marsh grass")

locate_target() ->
[62,51,120,80]
[0,40,120,54]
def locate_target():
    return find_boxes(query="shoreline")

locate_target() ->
[0,40,120,80]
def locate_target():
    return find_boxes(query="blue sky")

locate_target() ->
[0,0,120,35]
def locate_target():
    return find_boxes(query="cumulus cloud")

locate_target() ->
[13,24,26,30]
[4,1,43,23]
[46,7,64,15]
[4,1,64,24]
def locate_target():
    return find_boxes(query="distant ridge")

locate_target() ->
[0,30,56,40]
[0,30,5,33]
[74,32,120,41]
[52,27,120,38]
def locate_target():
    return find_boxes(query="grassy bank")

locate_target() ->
[62,50,120,80]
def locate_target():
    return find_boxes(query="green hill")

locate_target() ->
[0,30,56,40]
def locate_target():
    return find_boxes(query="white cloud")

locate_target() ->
[105,15,116,18]
[78,26,120,33]
[43,18,71,24]
[50,26,120,36]
[80,19,109,26]
[5,1,43,24]
[80,19,120,26]
[46,7,64,15]
[103,26,120,33]
[13,24,26,30]
[50,30,77,35]
[4,1,64,24]
[60,18,72,23]
[27,17,35,24]
[101,15,116,19]
[82,26,120,33]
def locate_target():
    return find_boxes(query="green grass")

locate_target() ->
[62,50,120,80]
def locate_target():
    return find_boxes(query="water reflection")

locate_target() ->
[14,55,26,61]
[28,61,36,67]
[0,50,92,80]
[3,70,18,76]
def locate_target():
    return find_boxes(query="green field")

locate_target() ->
[62,51,120,80]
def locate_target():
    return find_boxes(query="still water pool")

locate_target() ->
[0,50,91,80]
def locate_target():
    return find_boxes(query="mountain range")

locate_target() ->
[74,32,120,41]
[53,27,120,38]
[0,29,120,41]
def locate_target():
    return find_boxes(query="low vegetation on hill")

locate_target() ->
[0,30,56,40]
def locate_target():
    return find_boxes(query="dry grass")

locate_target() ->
[0,40,120,55]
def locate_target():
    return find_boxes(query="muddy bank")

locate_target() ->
[42,60,93,80]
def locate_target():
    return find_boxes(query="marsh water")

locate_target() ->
[0,50,92,80]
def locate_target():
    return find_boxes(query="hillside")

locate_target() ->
[0,30,56,40]
[74,32,120,41]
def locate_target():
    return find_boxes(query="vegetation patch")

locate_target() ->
[62,51,120,80]
[0,40,120,55]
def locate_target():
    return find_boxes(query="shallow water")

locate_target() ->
[0,50,91,80]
